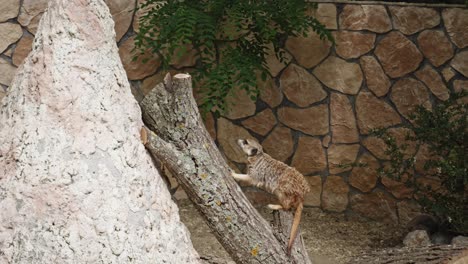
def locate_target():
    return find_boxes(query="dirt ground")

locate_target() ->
[177,199,405,264]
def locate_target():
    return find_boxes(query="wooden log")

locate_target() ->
[140,73,311,264]
[349,244,468,264]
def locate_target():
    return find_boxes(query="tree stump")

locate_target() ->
[140,73,311,264]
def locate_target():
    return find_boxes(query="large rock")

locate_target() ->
[403,230,431,247]
[259,74,283,108]
[0,0,200,262]
[351,192,398,224]
[278,105,329,136]
[313,56,363,95]
[356,92,401,134]
[442,8,468,48]
[17,0,48,29]
[118,36,161,80]
[0,0,20,22]
[217,117,254,163]
[203,112,217,141]
[389,6,439,35]
[328,144,360,174]
[241,108,277,136]
[349,153,379,193]
[334,31,375,59]
[363,127,417,161]
[304,176,322,207]
[141,70,178,96]
[322,176,349,212]
[262,125,294,162]
[381,173,413,199]
[0,58,17,86]
[309,4,337,30]
[454,80,468,93]
[391,78,431,120]
[291,136,327,175]
[450,51,468,78]
[375,32,422,78]
[223,88,257,120]
[415,65,450,101]
[104,0,136,41]
[0,89,5,101]
[360,55,391,97]
[417,30,454,67]
[442,67,456,82]
[0,22,23,54]
[339,5,392,33]
[285,30,331,68]
[264,43,292,77]
[280,64,327,107]
[330,93,359,143]
[12,34,34,66]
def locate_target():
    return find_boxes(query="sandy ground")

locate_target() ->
[177,199,404,264]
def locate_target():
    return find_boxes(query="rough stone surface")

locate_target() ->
[363,127,417,161]
[169,45,198,69]
[0,89,5,101]
[334,31,375,59]
[104,0,136,41]
[241,108,277,136]
[415,65,450,101]
[25,14,43,34]
[204,112,217,141]
[280,64,327,107]
[118,36,161,80]
[339,5,392,33]
[0,22,23,54]
[362,136,389,160]
[322,176,349,213]
[403,230,431,247]
[265,43,292,77]
[414,144,438,175]
[17,0,48,28]
[351,192,398,224]
[397,200,422,226]
[278,105,329,136]
[391,78,432,120]
[328,144,360,174]
[389,6,440,35]
[375,32,423,78]
[258,74,283,108]
[330,93,359,143]
[262,126,294,162]
[441,67,456,82]
[417,30,454,67]
[442,8,468,48]
[322,135,331,148]
[450,51,468,78]
[12,34,34,66]
[285,31,331,68]
[291,137,327,175]
[0,1,200,262]
[454,80,468,93]
[310,4,337,30]
[0,0,20,22]
[313,56,363,95]
[381,174,413,199]
[356,92,401,134]
[0,58,17,86]
[304,176,322,207]
[223,88,257,120]
[349,153,379,193]
[360,55,391,97]
[217,118,254,163]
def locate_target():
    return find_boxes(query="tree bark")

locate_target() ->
[0,1,199,263]
[140,73,311,264]
[349,245,468,264]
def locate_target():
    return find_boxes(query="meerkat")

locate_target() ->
[231,138,310,255]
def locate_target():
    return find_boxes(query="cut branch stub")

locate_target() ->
[140,73,311,264]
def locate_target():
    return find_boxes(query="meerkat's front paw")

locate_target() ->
[140,127,149,145]
[267,204,283,210]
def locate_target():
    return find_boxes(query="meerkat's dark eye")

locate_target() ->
[243,139,248,144]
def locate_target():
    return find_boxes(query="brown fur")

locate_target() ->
[233,139,310,255]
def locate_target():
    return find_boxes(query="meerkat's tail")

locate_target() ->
[287,202,303,256]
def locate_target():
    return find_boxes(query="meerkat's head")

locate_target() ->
[237,138,263,157]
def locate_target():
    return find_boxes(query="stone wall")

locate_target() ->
[0,0,467,225]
